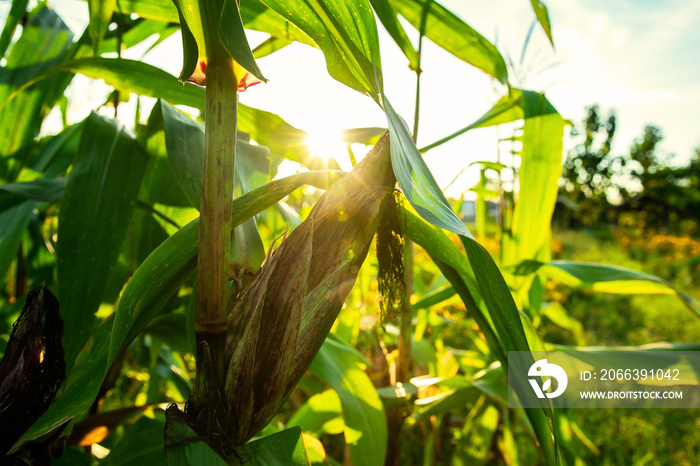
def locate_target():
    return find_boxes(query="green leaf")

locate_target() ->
[420,88,558,152]
[451,402,500,465]
[159,100,267,273]
[310,336,387,466]
[286,389,343,436]
[386,100,471,236]
[241,0,316,49]
[368,0,419,70]
[58,113,148,367]
[171,0,199,81]
[0,178,66,212]
[0,6,73,182]
[0,201,35,281]
[399,205,557,464]
[87,0,117,54]
[411,285,456,310]
[503,97,565,268]
[1,56,316,165]
[512,260,700,317]
[0,0,29,59]
[391,0,508,83]
[232,427,310,465]
[15,171,345,449]
[259,0,384,100]
[220,0,267,82]
[116,0,180,23]
[530,0,554,46]
[100,19,178,55]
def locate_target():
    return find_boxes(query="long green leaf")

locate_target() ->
[503,95,565,268]
[513,260,700,317]
[369,0,419,70]
[0,0,29,58]
[259,0,384,100]
[0,178,66,212]
[399,205,557,464]
[116,0,180,23]
[420,88,558,153]
[530,0,554,46]
[386,101,471,236]
[219,0,267,82]
[240,0,316,49]
[310,336,387,466]
[1,57,312,162]
[15,170,345,449]
[58,113,148,367]
[391,0,508,83]
[87,0,117,54]
[0,201,35,281]
[0,6,73,182]
[231,427,310,465]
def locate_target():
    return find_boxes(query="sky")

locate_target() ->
[3,0,699,197]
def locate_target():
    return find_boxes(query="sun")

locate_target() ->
[304,129,347,166]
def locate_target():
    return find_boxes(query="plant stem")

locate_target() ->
[387,6,430,465]
[195,0,238,380]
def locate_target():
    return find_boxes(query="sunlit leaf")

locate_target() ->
[530,0,554,46]
[391,0,508,83]
[219,0,267,82]
[259,0,384,100]
[0,0,29,59]
[116,0,180,23]
[87,0,117,54]
[386,101,471,236]
[512,260,700,317]
[0,6,73,182]
[502,97,566,269]
[310,335,387,466]
[369,0,419,70]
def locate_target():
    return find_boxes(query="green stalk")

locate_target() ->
[397,0,430,390]
[195,0,238,382]
[387,6,430,465]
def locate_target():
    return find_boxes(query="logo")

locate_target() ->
[528,359,568,398]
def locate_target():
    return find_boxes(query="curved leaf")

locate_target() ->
[391,0,508,83]
[512,260,700,317]
[259,0,384,100]
[400,205,558,464]
[87,0,117,54]
[530,0,554,46]
[0,0,29,59]
[369,0,419,70]
[220,0,267,82]
[386,101,471,236]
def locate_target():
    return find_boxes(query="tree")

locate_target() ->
[559,104,618,225]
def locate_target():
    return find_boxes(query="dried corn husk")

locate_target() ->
[222,133,396,445]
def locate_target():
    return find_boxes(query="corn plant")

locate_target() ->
[0,0,697,464]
